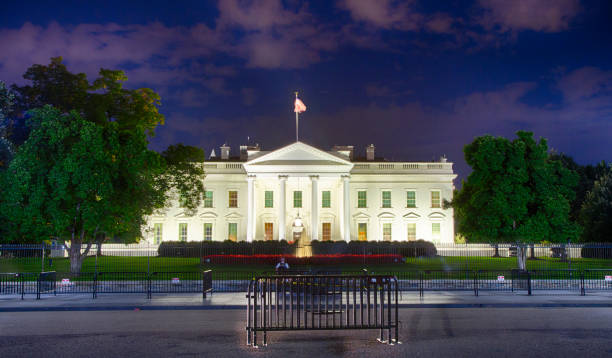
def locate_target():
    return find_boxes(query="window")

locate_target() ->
[382,191,392,208]
[203,191,213,208]
[383,223,392,241]
[265,191,273,208]
[203,223,212,241]
[179,223,188,242]
[322,191,331,208]
[293,191,302,208]
[431,190,441,208]
[229,191,238,208]
[358,223,367,241]
[432,223,441,240]
[228,223,237,241]
[407,223,416,241]
[406,191,416,208]
[265,222,273,241]
[357,191,367,208]
[322,223,331,241]
[154,223,162,244]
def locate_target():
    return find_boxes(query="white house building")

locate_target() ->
[144,141,457,244]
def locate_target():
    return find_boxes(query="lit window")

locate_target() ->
[357,191,367,208]
[203,223,212,241]
[382,191,392,208]
[203,191,213,208]
[407,223,416,241]
[293,191,302,208]
[322,223,331,241]
[383,223,392,241]
[154,223,162,244]
[322,191,331,208]
[229,191,238,208]
[358,223,367,241]
[228,223,237,241]
[179,223,188,242]
[265,191,273,208]
[431,191,441,208]
[406,191,416,208]
[432,223,441,240]
[265,222,273,241]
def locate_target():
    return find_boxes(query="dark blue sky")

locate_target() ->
[1,0,610,182]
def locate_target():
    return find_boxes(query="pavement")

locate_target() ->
[2,307,612,357]
[1,290,612,311]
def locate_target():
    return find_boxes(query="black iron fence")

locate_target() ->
[246,274,400,347]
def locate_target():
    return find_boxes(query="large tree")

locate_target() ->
[452,131,579,267]
[0,81,15,168]
[580,166,612,242]
[2,58,205,272]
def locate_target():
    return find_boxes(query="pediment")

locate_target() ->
[377,212,396,219]
[244,142,353,168]
[352,212,371,220]
[199,211,218,219]
[428,212,446,219]
[403,212,421,219]
[224,211,243,219]
[174,211,195,218]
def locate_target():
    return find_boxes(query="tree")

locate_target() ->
[161,144,206,214]
[2,58,204,273]
[0,81,15,168]
[580,166,612,242]
[452,131,580,269]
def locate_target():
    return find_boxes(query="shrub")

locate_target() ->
[201,254,403,265]
[581,244,612,259]
[311,240,436,257]
[158,240,296,257]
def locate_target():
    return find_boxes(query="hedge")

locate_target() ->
[158,240,297,257]
[201,254,403,265]
[310,240,437,257]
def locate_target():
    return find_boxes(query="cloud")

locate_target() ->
[338,0,422,31]
[476,0,582,33]
[241,88,257,106]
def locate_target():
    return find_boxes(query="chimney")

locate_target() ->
[220,144,230,160]
[332,145,354,160]
[209,148,216,159]
[440,155,447,163]
[366,144,375,161]
[240,143,260,160]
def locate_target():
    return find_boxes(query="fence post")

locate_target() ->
[20,273,24,300]
[473,271,478,296]
[93,272,97,299]
[147,273,152,299]
[41,243,45,273]
[580,271,585,296]
[36,274,41,300]
[419,271,423,298]
[527,271,532,296]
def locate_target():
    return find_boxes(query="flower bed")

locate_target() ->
[201,254,403,265]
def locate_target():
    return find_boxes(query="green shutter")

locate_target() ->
[322,191,331,208]
[204,191,213,208]
[265,191,274,208]
[358,191,367,208]
[406,191,416,208]
[382,191,391,208]
[293,191,302,208]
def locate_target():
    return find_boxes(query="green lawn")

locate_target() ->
[2,255,612,276]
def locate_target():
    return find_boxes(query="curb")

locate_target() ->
[2,302,612,312]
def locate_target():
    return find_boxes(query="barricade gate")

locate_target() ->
[246,274,400,347]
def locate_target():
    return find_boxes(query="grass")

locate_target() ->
[2,255,612,277]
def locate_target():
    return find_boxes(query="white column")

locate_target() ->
[310,175,319,241]
[278,175,287,241]
[342,175,351,242]
[247,175,255,242]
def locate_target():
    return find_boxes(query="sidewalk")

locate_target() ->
[1,290,611,311]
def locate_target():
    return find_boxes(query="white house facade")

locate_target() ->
[144,141,457,244]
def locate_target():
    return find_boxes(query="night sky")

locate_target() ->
[1,0,610,182]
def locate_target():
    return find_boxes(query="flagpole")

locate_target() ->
[295,91,299,142]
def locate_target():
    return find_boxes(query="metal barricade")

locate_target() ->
[246,274,400,347]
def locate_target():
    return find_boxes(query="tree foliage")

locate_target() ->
[580,166,612,242]
[452,131,579,243]
[0,81,15,168]
[1,58,204,272]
